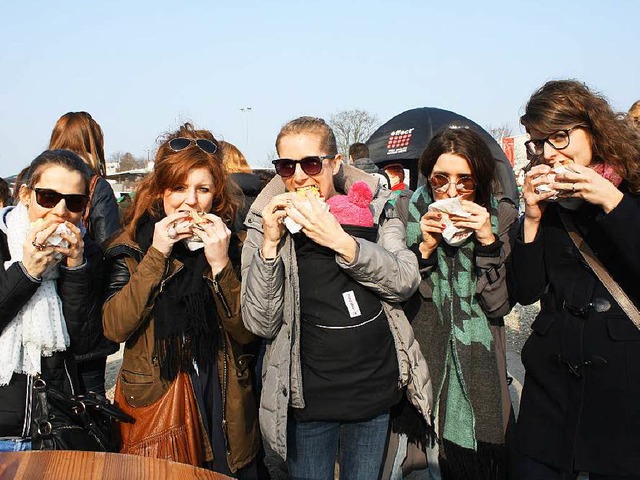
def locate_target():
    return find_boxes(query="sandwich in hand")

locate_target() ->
[175,210,212,250]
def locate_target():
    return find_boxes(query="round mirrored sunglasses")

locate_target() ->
[428,174,476,193]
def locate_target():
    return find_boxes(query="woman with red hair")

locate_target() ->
[102,123,259,477]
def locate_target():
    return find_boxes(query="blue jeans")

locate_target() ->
[0,439,31,452]
[287,412,389,480]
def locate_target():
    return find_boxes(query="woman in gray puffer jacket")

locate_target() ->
[241,116,432,480]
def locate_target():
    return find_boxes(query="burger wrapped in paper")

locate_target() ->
[175,210,212,251]
[427,197,473,247]
[533,164,583,209]
[29,219,72,260]
[284,186,328,234]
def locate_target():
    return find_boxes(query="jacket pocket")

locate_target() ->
[530,312,555,336]
[120,369,153,385]
[607,316,640,341]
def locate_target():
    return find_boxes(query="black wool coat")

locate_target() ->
[0,226,103,438]
[510,191,640,476]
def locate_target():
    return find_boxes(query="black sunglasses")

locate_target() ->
[169,137,218,155]
[272,155,335,178]
[34,188,88,213]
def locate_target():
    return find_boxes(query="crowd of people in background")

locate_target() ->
[0,81,639,480]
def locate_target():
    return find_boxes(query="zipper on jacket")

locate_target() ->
[158,258,172,293]
[208,277,232,318]
[219,323,231,456]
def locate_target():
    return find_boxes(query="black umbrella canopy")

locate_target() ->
[366,107,518,203]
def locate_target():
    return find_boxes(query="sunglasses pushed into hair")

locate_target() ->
[169,137,218,155]
[34,188,88,213]
[272,155,335,178]
[428,174,476,194]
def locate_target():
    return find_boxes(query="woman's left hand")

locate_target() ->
[197,214,231,276]
[286,193,357,263]
[55,221,85,268]
[450,200,495,246]
[551,163,624,213]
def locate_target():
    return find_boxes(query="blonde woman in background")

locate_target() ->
[220,141,263,232]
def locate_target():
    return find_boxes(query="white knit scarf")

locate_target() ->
[0,203,69,386]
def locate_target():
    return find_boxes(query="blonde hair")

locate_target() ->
[220,141,252,174]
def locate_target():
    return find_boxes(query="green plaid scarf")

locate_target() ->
[406,186,504,454]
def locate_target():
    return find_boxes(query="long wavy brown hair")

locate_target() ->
[124,123,238,237]
[521,80,640,193]
[48,112,106,176]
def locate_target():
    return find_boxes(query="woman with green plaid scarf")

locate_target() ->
[395,127,518,480]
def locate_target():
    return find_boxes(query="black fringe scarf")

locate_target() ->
[136,213,219,381]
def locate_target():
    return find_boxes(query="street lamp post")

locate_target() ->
[240,107,252,149]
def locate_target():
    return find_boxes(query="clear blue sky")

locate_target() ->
[1,0,637,177]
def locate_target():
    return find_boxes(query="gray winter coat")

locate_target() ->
[241,163,433,460]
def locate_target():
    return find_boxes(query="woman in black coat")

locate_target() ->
[511,80,640,479]
[0,150,102,451]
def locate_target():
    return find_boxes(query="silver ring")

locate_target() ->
[167,226,177,239]
[32,240,47,251]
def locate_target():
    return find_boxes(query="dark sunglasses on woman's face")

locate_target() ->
[169,137,218,155]
[34,188,88,213]
[272,155,335,178]
[428,173,476,193]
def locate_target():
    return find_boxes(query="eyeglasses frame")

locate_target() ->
[523,125,587,170]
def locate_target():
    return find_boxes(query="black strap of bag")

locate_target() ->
[558,210,640,329]
[31,376,134,452]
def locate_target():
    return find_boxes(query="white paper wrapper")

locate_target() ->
[45,223,72,248]
[533,166,583,209]
[175,216,207,251]
[283,200,329,234]
[428,197,472,247]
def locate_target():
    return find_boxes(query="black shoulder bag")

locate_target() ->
[31,376,135,452]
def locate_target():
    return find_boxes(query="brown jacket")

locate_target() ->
[102,229,259,472]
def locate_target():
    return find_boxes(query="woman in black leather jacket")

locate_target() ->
[49,111,120,396]
[0,150,102,451]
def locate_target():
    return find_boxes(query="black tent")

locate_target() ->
[366,107,518,203]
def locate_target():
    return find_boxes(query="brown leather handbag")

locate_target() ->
[114,372,204,466]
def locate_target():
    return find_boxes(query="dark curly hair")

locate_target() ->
[521,80,640,193]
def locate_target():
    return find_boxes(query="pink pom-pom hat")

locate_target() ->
[326,181,374,227]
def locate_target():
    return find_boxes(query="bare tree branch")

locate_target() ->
[486,123,513,142]
[328,109,380,156]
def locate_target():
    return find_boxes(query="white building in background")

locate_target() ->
[106,161,119,175]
